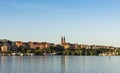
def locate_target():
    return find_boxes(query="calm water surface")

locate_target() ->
[0,56,120,73]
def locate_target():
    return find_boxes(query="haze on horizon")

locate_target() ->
[0,0,120,47]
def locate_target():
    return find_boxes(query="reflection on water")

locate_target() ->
[61,56,68,73]
[0,56,120,73]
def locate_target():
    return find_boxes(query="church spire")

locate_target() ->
[61,36,66,44]
[64,36,65,43]
[61,36,63,44]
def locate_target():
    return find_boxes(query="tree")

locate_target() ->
[27,50,32,53]
[35,50,43,55]
[21,48,25,53]
[78,50,82,55]
[36,47,40,50]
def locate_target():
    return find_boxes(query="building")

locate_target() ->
[1,45,10,52]
[28,42,50,50]
[15,41,23,47]
[62,43,70,49]
[74,44,78,49]
[61,37,78,49]
[78,44,83,49]
[91,45,96,49]
[61,36,70,49]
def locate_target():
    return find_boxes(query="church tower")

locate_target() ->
[64,36,66,43]
[61,36,63,44]
[61,36,66,44]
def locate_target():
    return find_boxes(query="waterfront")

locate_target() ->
[0,56,120,73]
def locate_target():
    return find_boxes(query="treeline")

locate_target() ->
[32,46,120,56]
[1,45,119,56]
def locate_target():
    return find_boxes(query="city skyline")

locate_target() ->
[0,0,120,47]
[0,36,118,48]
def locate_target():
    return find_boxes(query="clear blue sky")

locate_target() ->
[0,0,120,47]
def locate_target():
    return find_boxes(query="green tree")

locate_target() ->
[78,50,82,55]
[35,50,43,55]
[21,48,26,53]
[27,50,32,53]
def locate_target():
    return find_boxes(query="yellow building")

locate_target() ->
[62,43,70,49]
[1,45,9,52]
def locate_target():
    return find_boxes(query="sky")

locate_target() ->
[0,0,120,47]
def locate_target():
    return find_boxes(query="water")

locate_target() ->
[0,56,120,73]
